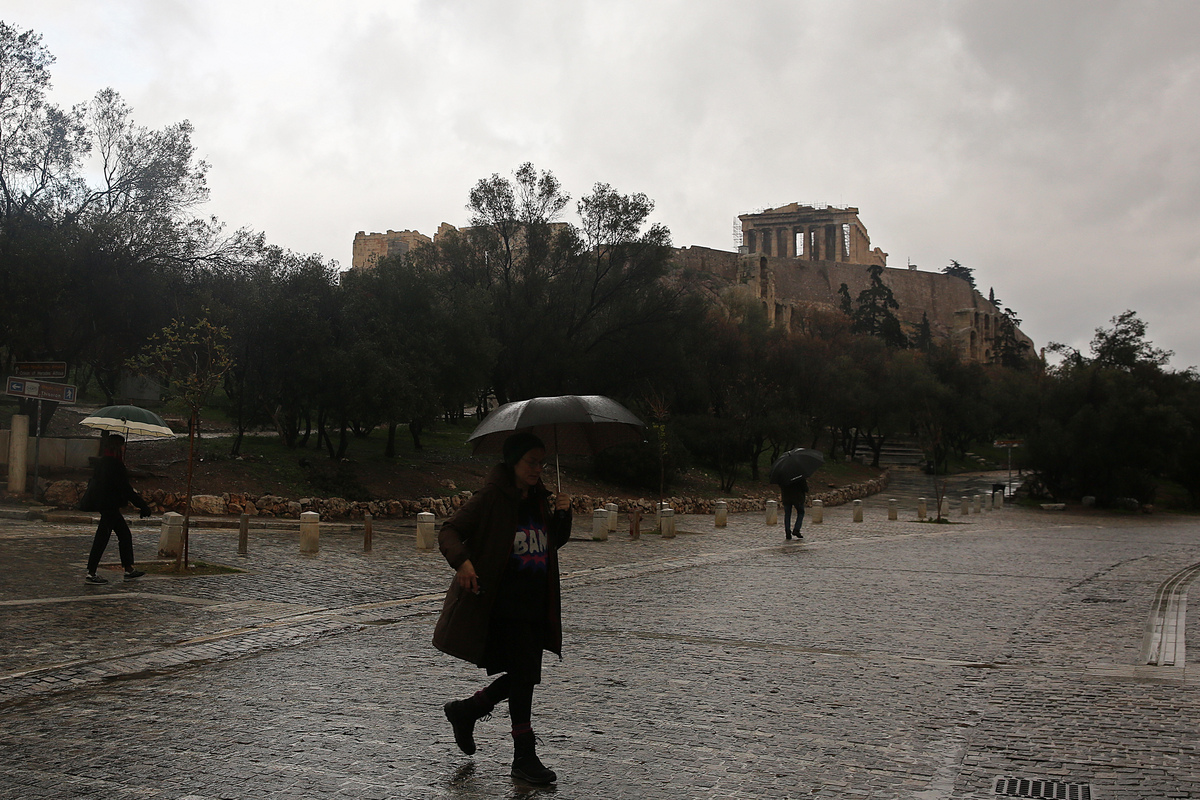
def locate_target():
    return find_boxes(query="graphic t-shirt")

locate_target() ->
[493,495,550,620]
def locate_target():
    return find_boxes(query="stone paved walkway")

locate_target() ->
[1,489,1198,799]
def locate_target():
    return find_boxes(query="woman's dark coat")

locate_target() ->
[432,464,572,667]
[81,456,150,513]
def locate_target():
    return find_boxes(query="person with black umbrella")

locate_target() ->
[433,432,572,785]
[770,448,824,541]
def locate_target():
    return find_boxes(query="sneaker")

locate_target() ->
[123,569,146,581]
[85,573,108,585]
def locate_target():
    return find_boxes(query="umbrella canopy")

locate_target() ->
[79,405,175,438]
[769,448,825,486]
[468,395,646,457]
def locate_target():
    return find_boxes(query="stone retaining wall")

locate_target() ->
[40,472,889,521]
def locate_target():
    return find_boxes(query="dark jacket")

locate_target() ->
[81,456,150,513]
[432,464,572,667]
[780,476,808,506]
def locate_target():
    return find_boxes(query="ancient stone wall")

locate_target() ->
[351,229,432,270]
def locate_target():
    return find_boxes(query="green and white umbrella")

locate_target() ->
[79,405,175,438]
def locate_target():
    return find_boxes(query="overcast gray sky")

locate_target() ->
[8,1,1200,368]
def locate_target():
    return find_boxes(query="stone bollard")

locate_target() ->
[300,511,320,554]
[6,414,28,495]
[592,508,609,541]
[812,499,824,524]
[992,491,1002,510]
[364,513,373,552]
[158,512,184,558]
[853,500,863,523]
[416,511,436,551]
[660,507,676,538]
[630,509,641,540]
[888,499,898,521]
[973,495,982,514]
[714,500,728,528]
[960,496,969,516]
[605,503,617,532]
[917,498,927,520]
[765,500,778,525]
[238,513,249,555]
[939,498,950,518]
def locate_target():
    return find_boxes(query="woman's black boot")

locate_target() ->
[511,731,557,784]
[444,694,492,755]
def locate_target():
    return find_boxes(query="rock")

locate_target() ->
[190,494,227,515]
[43,480,83,508]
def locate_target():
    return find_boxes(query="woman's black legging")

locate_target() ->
[482,673,534,726]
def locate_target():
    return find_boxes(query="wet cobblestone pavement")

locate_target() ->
[2,477,1199,798]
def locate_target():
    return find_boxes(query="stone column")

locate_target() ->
[660,507,676,539]
[6,415,28,495]
[158,512,184,558]
[917,498,927,520]
[714,500,728,528]
[973,495,982,514]
[960,496,970,516]
[300,511,320,554]
[888,499,898,521]
[765,500,778,525]
[592,508,609,541]
[853,500,863,523]
[812,500,824,524]
[605,503,617,532]
[939,498,950,518]
[416,511,436,551]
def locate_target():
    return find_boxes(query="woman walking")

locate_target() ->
[433,432,572,785]
[83,434,151,584]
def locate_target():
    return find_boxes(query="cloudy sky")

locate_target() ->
[8,1,1200,367]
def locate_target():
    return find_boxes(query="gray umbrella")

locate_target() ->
[769,448,825,486]
[468,395,646,490]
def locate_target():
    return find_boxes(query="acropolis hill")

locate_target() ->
[353,203,1031,364]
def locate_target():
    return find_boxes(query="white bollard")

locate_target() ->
[714,500,728,528]
[853,500,863,523]
[660,507,676,538]
[993,491,1002,510]
[158,512,184,558]
[300,511,320,554]
[812,499,824,524]
[888,499,898,521]
[6,414,28,495]
[416,511,436,551]
[592,508,609,541]
[917,498,927,520]
[939,498,950,518]
[960,496,969,516]
[973,494,982,514]
[765,500,778,525]
[605,503,617,532]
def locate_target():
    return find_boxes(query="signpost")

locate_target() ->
[13,362,68,380]
[5,376,77,496]
[993,439,1024,499]
[5,377,77,404]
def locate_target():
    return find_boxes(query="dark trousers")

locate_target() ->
[482,673,535,727]
[784,502,805,535]
[87,509,135,573]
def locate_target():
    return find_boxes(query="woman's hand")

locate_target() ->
[553,493,572,512]
[455,559,480,594]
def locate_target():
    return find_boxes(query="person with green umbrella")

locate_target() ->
[81,434,152,584]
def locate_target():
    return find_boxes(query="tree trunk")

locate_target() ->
[177,407,197,572]
[385,422,398,458]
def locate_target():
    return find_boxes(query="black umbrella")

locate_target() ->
[769,448,825,486]
[468,395,646,491]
